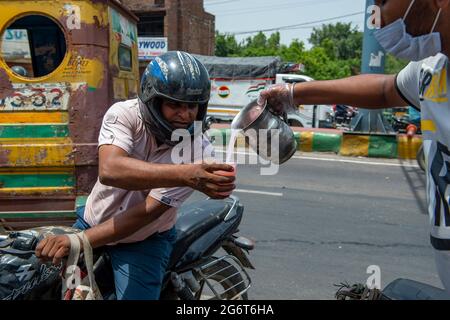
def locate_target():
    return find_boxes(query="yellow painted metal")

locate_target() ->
[113,77,127,100]
[108,4,139,100]
[299,132,314,152]
[0,48,105,89]
[0,186,74,195]
[0,138,74,167]
[0,1,107,89]
[128,78,138,96]
[0,1,139,217]
[0,1,109,26]
[341,135,370,157]
[0,112,69,124]
[398,136,423,160]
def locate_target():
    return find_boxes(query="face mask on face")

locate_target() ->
[374,0,442,61]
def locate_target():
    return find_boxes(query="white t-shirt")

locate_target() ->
[396,53,450,291]
[397,54,450,243]
[83,98,213,244]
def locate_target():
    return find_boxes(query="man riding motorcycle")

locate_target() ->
[35,51,236,300]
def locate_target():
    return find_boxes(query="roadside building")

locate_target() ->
[122,0,215,75]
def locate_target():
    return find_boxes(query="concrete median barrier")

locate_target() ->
[209,127,422,160]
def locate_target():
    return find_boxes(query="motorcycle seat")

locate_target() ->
[382,278,450,300]
[175,199,232,244]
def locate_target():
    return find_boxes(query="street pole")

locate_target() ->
[351,0,393,133]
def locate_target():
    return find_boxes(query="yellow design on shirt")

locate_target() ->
[421,120,437,133]
[424,68,448,103]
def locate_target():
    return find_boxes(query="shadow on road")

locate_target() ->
[399,160,428,215]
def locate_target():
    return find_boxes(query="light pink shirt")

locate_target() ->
[83,99,213,244]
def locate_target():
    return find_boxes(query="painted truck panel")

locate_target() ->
[207,73,333,128]
[0,0,139,230]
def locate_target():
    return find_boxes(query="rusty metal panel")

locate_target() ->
[0,138,75,167]
[0,0,139,227]
[0,83,73,111]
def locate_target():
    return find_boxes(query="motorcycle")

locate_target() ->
[391,114,413,133]
[0,196,255,300]
[335,278,450,300]
[389,110,422,136]
[332,105,357,130]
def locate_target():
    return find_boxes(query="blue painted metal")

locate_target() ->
[352,0,394,134]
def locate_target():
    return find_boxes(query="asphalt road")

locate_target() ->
[186,151,443,300]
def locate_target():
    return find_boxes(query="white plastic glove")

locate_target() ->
[257,83,295,115]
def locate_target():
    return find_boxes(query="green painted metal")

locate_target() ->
[294,132,301,149]
[0,124,69,138]
[0,211,76,219]
[368,135,398,158]
[312,133,342,153]
[0,173,75,188]
[76,195,88,208]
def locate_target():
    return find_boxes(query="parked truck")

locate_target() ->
[0,0,140,230]
[193,55,333,128]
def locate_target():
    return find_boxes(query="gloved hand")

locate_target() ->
[257,83,295,115]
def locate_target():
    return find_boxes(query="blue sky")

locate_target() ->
[204,0,366,47]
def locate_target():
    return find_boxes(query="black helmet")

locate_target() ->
[139,51,211,146]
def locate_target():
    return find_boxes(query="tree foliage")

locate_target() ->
[215,23,407,80]
[309,22,362,61]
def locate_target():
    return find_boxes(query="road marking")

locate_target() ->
[215,149,420,168]
[234,189,283,197]
[292,155,420,168]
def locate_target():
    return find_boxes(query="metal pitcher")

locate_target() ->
[231,100,297,164]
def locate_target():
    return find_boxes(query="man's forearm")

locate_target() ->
[100,156,188,190]
[84,198,170,248]
[294,74,404,109]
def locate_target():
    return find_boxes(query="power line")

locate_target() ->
[186,22,361,42]
[227,11,364,35]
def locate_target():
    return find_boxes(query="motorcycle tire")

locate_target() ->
[197,258,249,300]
